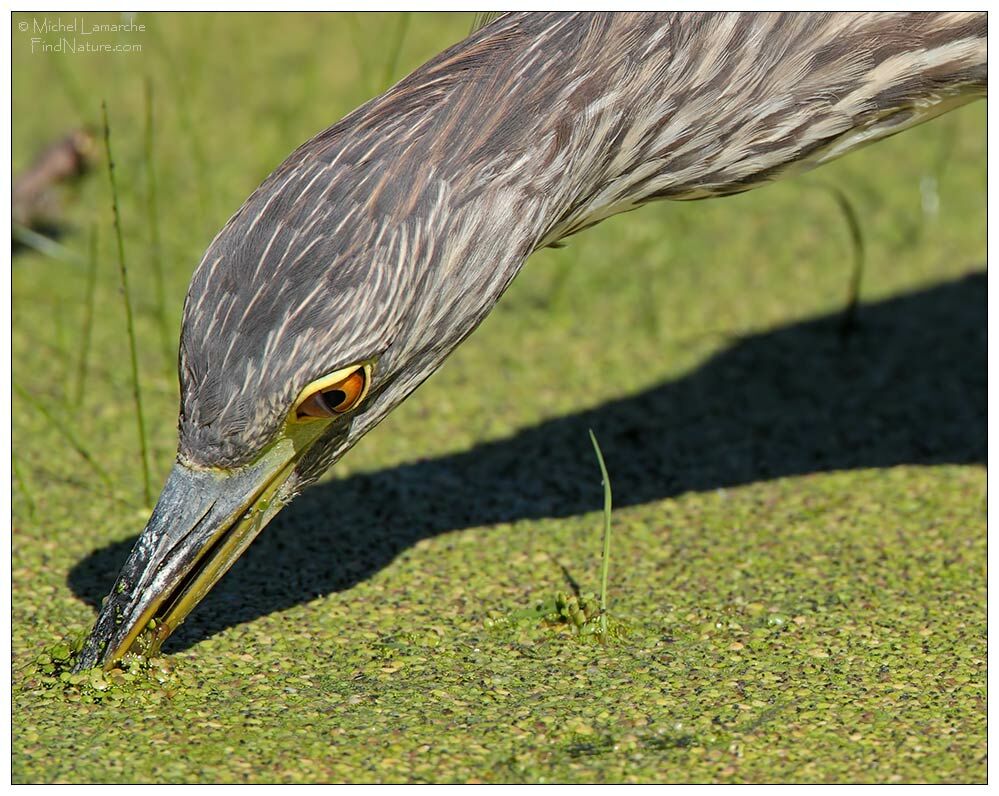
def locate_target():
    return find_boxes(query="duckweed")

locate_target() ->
[12,11,984,784]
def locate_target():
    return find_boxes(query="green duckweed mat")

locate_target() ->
[12,12,985,783]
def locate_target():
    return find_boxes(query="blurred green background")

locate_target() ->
[12,12,985,783]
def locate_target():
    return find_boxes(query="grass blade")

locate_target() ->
[102,100,153,506]
[143,77,174,377]
[47,50,92,123]
[12,454,37,522]
[828,186,865,337]
[13,382,112,489]
[73,224,99,407]
[145,22,214,227]
[381,12,410,90]
[588,429,613,639]
[813,183,865,337]
[11,223,85,265]
[347,13,373,97]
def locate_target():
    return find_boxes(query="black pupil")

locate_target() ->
[320,389,347,412]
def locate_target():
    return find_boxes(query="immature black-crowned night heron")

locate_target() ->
[76,12,986,670]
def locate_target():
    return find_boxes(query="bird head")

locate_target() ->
[75,68,542,670]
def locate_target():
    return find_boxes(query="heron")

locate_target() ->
[75,12,986,671]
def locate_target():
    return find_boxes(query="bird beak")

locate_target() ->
[74,420,333,671]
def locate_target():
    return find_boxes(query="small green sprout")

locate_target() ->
[589,429,613,640]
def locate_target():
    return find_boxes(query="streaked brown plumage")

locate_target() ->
[76,12,986,671]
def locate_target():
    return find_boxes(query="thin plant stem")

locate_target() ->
[146,22,213,225]
[347,13,373,97]
[48,51,92,123]
[12,454,37,521]
[74,224,99,407]
[19,449,134,508]
[102,100,153,506]
[810,181,866,338]
[13,382,112,489]
[381,12,410,90]
[542,247,574,311]
[826,185,865,338]
[144,77,173,377]
[11,223,85,264]
[588,429,613,639]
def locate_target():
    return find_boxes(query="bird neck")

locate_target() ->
[349,12,987,402]
[434,13,986,251]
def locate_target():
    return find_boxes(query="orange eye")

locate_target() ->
[295,368,368,420]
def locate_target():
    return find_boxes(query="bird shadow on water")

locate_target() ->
[69,271,985,653]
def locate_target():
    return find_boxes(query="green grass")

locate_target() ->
[589,430,614,639]
[101,100,152,506]
[12,12,985,783]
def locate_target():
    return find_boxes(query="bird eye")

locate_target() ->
[293,364,371,421]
